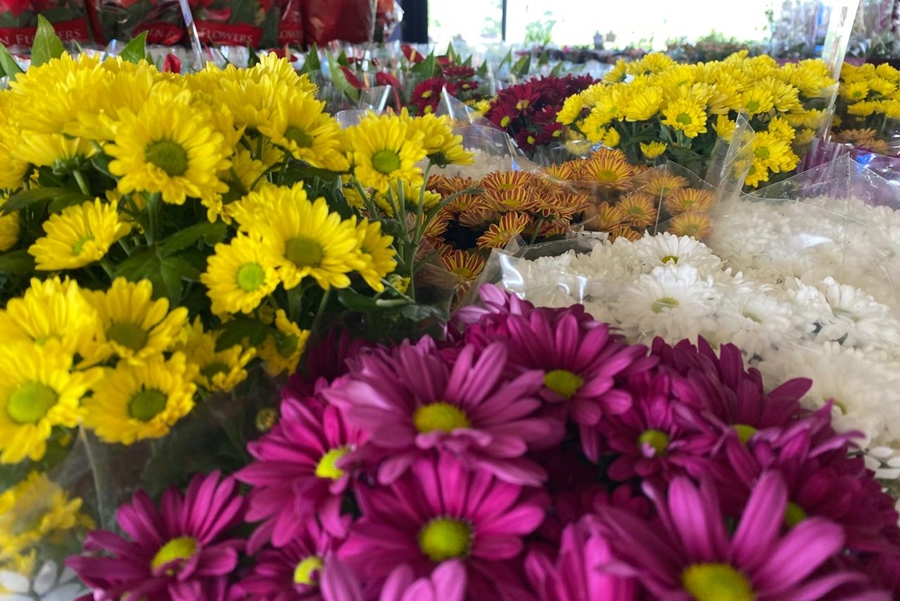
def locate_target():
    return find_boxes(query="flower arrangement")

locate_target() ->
[60,284,900,600]
[832,61,900,155]
[557,51,836,187]
[0,23,473,583]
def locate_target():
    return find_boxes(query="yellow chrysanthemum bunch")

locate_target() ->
[833,62,900,154]
[558,51,835,187]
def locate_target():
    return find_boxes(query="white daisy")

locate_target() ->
[815,277,900,349]
[714,289,798,359]
[0,560,86,601]
[631,232,722,276]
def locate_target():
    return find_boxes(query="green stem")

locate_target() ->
[145,193,160,245]
[73,170,91,197]
[79,426,116,530]
[118,237,132,256]
[315,287,332,321]
[99,259,115,278]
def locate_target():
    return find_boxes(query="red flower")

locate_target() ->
[410,77,447,115]
[401,44,424,63]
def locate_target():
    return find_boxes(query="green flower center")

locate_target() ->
[543,369,584,399]
[7,382,58,424]
[200,362,230,381]
[129,388,167,422]
[275,331,300,358]
[107,322,149,353]
[151,536,198,572]
[72,234,95,257]
[754,147,770,161]
[661,255,679,264]
[236,262,267,292]
[284,126,314,149]
[742,312,761,323]
[413,402,471,434]
[418,517,472,562]
[682,563,755,601]
[652,296,680,313]
[734,424,757,444]
[784,501,807,528]
[315,446,350,480]
[595,169,619,182]
[638,429,670,456]
[832,307,859,321]
[372,149,402,174]
[677,113,693,125]
[293,555,323,586]
[284,237,323,268]
[145,139,189,177]
[746,100,761,113]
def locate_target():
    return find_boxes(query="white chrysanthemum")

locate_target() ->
[714,289,798,359]
[864,447,900,481]
[815,277,900,349]
[613,264,721,344]
[758,342,900,448]
[0,560,86,601]
[632,232,722,276]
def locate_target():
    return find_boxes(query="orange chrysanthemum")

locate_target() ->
[618,192,659,228]
[440,249,487,281]
[663,188,714,215]
[477,212,532,249]
[641,171,690,198]
[582,150,635,190]
[668,211,712,240]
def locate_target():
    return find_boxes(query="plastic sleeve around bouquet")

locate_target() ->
[0,0,90,48]
[191,0,277,49]
[277,0,301,46]
[85,0,185,45]
[302,0,375,45]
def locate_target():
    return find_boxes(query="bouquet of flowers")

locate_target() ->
[56,283,900,600]
[557,51,836,188]
[85,0,185,45]
[832,61,900,155]
[190,0,279,49]
[0,0,89,47]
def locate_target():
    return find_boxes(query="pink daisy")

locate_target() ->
[231,521,341,601]
[237,398,366,549]
[338,453,546,599]
[321,558,466,601]
[593,472,891,601]
[525,517,638,601]
[324,337,563,486]
[67,472,245,601]
[285,327,371,398]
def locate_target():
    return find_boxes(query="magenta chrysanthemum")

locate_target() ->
[321,558,467,601]
[324,337,563,486]
[67,472,245,601]
[232,521,341,601]
[338,453,546,599]
[237,398,366,549]
[594,472,891,601]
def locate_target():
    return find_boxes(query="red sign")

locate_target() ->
[196,21,261,48]
[0,18,90,47]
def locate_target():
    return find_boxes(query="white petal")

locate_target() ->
[0,572,29,594]
[33,561,58,595]
[41,583,87,601]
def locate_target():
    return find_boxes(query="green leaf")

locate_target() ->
[538,50,549,66]
[301,44,321,73]
[336,49,351,68]
[119,31,147,64]
[337,288,382,312]
[411,51,438,78]
[31,15,66,68]
[512,54,531,79]
[0,250,35,274]
[48,193,92,214]
[446,42,457,64]
[216,317,272,351]
[327,53,359,103]
[497,50,513,72]
[248,46,261,68]
[0,44,24,82]
[550,62,563,77]
[476,60,488,78]
[3,188,89,214]
[160,222,228,257]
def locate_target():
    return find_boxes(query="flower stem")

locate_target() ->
[73,170,91,197]
[145,193,161,245]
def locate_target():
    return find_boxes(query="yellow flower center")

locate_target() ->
[682,563,756,601]
[677,113,693,126]
[293,555,323,586]
[372,149,402,174]
[661,255,679,264]
[200,362,230,381]
[236,262,266,292]
[7,382,58,424]
[421,90,432,99]
[543,369,584,399]
[72,234,95,257]
[638,429,670,456]
[284,237,323,268]
[284,126,314,149]
[255,407,278,433]
[145,139,189,177]
[129,388,168,422]
[733,424,757,444]
[516,100,529,111]
[151,536,198,572]
[413,402,470,433]
[500,116,511,128]
[418,517,472,562]
[652,296,680,313]
[746,100,760,113]
[784,501,807,528]
[107,322,149,353]
[315,447,350,480]
[754,147,770,161]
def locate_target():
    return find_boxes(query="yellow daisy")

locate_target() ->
[348,112,427,192]
[68,59,158,141]
[0,197,19,252]
[0,277,100,360]
[13,133,96,172]
[81,278,189,366]
[83,353,197,444]
[602,127,621,148]
[0,342,99,464]
[176,319,255,393]
[583,201,626,232]
[868,77,896,97]
[640,141,668,160]
[841,81,870,103]
[557,94,585,125]
[202,234,280,316]
[761,78,803,112]
[603,59,628,83]
[257,89,349,172]
[0,472,92,566]
[354,220,397,292]
[28,199,131,271]
[0,96,29,191]
[258,310,310,377]
[752,131,797,174]
[625,87,664,122]
[253,53,319,93]
[713,115,736,143]
[239,185,362,290]
[661,98,708,138]
[403,111,474,166]
[107,84,231,205]
[641,171,690,198]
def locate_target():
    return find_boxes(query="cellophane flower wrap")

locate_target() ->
[557,51,837,188]
[61,282,900,600]
[0,21,475,596]
[84,0,185,45]
[833,61,900,155]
